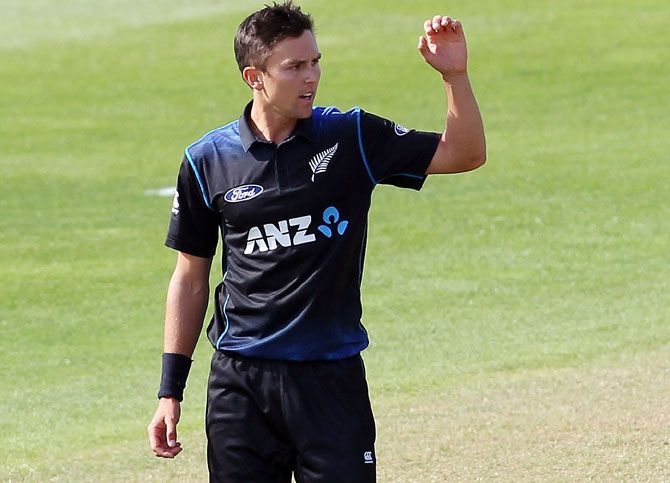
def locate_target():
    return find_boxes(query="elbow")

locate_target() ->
[186,279,210,298]
[427,142,487,174]
[467,140,487,170]
[468,133,487,170]
[459,150,486,173]
[474,137,487,167]
[170,272,210,298]
[455,135,487,172]
[472,150,487,169]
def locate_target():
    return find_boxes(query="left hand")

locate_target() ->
[418,15,468,79]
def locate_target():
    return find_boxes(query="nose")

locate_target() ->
[305,63,321,84]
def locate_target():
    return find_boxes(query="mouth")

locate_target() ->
[298,92,314,101]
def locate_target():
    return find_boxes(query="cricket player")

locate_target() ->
[148,2,485,481]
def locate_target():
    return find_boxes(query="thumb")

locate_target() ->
[166,418,178,448]
[417,35,431,58]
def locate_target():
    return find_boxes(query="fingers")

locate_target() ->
[423,19,433,36]
[147,407,183,459]
[147,420,164,451]
[148,422,183,458]
[157,442,183,458]
[423,15,462,36]
[433,15,447,32]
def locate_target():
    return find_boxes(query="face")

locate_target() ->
[249,30,321,121]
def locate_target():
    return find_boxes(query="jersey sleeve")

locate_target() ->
[164,157,219,258]
[357,110,441,190]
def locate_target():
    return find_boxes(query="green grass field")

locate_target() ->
[1,0,669,480]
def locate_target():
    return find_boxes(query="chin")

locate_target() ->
[296,107,314,119]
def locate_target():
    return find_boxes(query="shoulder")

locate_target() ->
[313,106,396,133]
[311,106,363,132]
[185,119,240,162]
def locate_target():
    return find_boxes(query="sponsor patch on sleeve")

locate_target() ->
[171,189,180,215]
[393,123,410,136]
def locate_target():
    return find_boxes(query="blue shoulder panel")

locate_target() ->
[183,120,239,211]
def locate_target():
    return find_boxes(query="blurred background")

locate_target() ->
[1,0,668,480]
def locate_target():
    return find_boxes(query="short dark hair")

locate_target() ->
[234,1,314,72]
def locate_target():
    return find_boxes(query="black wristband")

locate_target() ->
[157,352,192,402]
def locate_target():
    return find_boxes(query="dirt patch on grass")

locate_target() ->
[375,345,670,481]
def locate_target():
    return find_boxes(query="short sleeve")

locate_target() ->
[165,157,219,258]
[358,110,441,190]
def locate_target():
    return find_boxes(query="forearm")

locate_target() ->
[151,273,202,455]
[163,271,209,356]
[442,73,486,166]
[419,16,487,174]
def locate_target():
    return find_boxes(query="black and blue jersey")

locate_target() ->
[166,103,440,361]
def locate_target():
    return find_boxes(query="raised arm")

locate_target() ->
[418,15,486,174]
[147,251,212,458]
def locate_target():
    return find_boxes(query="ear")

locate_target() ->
[242,66,264,91]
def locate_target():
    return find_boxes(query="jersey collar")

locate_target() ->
[239,101,314,152]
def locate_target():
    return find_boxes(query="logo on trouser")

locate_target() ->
[364,451,374,464]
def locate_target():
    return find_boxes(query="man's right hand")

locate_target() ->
[147,397,183,458]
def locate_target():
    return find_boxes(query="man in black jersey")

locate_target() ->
[148,2,485,481]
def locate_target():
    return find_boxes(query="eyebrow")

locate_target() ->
[281,53,322,67]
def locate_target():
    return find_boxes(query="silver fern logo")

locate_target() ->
[309,143,338,182]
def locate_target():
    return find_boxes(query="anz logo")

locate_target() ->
[244,206,349,255]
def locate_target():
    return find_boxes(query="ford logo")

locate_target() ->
[224,184,264,203]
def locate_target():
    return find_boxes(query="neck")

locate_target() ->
[249,100,298,144]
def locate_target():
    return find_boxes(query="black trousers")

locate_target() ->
[206,351,376,483]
